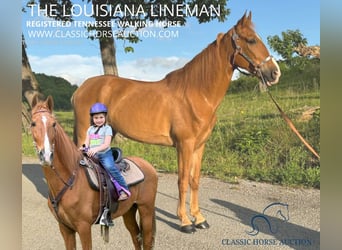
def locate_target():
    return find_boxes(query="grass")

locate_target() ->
[22,86,320,188]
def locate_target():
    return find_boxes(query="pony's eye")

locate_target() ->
[52,122,56,128]
[31,122,36,127]
[247,38,257,44]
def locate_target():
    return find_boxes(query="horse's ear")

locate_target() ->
[237,11,248,26]
[31,94,40,108]
[46,95,54,112]
[247,11,252,21]
[216,33,224,45]
[237,11,252,27]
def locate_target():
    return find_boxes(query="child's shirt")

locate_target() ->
[87,124,112,154]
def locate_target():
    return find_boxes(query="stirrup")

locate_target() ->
[99,208,114,227]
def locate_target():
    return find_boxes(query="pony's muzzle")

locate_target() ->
[38,149,53,165]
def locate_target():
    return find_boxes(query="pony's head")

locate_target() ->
[229,12,281,86]
[30,95,56,166]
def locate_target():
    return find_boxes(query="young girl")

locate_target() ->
[82,102,130,201]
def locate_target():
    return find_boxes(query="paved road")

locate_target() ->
[22,157,320,249]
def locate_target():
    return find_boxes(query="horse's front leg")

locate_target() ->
[76,222,93,250]
[176,141,195,233]
[58,223,77,250]
[190,144,210,229]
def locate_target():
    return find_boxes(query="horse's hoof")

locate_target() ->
[195,220,210,229]
[180,224,196,234]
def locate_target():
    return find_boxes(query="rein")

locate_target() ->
[257,73,320,160]
[265,88,320,160]
[230,29,320,160]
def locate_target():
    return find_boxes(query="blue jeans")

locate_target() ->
[97,149,129,191]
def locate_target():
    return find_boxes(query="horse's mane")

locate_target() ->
[163,14,256,96]
[164,35,229,95]
[54,122,82,168]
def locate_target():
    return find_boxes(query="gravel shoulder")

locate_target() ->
[22,156,320,250]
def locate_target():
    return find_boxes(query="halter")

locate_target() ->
[231,28,273,78]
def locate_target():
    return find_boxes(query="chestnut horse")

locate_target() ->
[72,12,281,233]
[30,95,158,249]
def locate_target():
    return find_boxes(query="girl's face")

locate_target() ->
[92,113,106,127]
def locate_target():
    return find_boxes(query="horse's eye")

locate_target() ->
[247,38,257,44]
[52,122,56,128]
[31,122,36,127]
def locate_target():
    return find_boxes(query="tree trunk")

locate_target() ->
[22,34,41,132]
[22,34,40,107]
[93,0,118,76]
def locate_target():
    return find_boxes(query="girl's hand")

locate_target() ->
[87,148,97,157]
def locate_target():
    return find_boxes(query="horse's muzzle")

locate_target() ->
[258,58,281,86]
[38,149,53,166]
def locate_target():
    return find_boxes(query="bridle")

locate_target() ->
[31,109,79,182]
[31,109,55,164]
[31,108,79,228]
[231,27,273,80]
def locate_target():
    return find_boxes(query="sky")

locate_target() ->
[22,0,320,86]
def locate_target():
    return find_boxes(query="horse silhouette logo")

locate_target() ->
[246,202,289,236]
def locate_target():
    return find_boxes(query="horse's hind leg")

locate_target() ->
[58,223,76,250]
[138,205,156,250]
[123,204,142,249]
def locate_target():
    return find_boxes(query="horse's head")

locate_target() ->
[229,12,281,86]
[30,95,56,166]
[277,203,290,222]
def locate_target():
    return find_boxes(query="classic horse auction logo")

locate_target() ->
[246,202,289,236]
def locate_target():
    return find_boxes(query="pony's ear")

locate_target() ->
[31,94,40,108]
[46,95,54,112]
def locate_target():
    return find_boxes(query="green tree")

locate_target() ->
[24,0,230,75]
[267,29,307,66]
[35,73,78,110]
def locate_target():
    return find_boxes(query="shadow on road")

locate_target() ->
[211,198,320,250]
[155,207,180,231]
[22,163,48,199]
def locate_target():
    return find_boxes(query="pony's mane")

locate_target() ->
[55,122,82,167]
[31,103,50,114]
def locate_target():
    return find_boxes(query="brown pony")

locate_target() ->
[72,12,281,233]
[30,95,158,249]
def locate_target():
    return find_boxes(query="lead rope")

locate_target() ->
[259,73,320,160]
